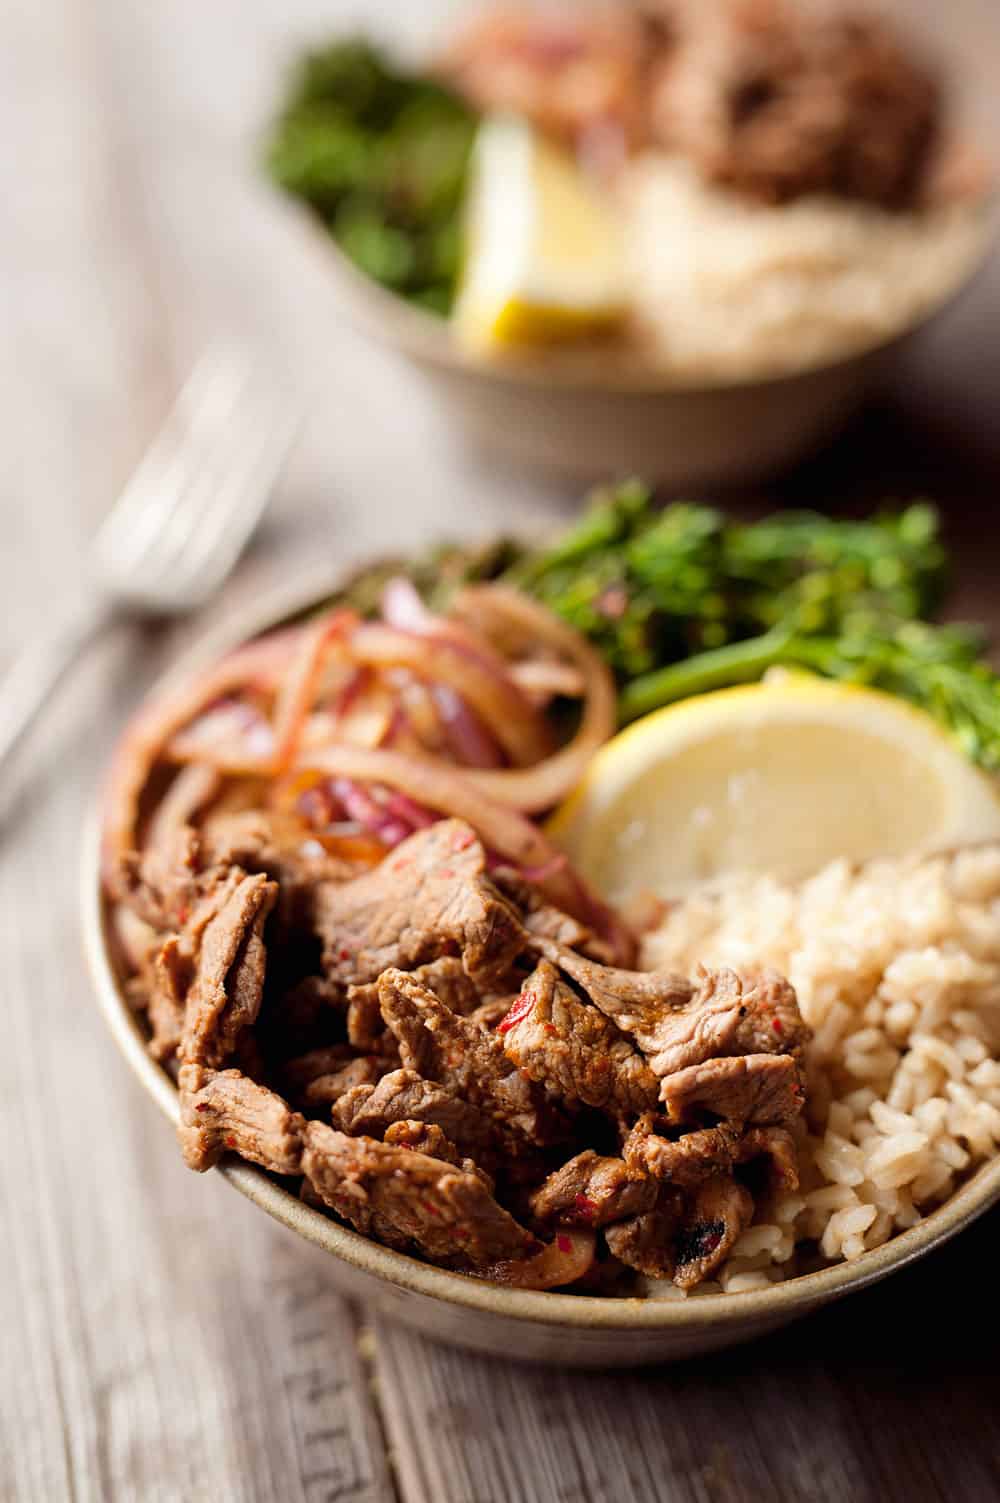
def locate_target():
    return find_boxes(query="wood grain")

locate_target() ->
[1,0,999,1500]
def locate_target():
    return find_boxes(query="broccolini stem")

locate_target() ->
[618,626,800,721]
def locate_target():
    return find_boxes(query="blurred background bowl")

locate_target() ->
[296,203,990,487]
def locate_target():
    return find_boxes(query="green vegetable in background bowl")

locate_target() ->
[266,40,477,313]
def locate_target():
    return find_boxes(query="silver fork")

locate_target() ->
[0,347,298,778]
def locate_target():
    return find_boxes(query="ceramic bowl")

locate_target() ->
[81,576,1000,1367]
[296,205,989,487]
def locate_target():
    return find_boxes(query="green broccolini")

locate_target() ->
[331,480,1000,774]
[266,40,477,313]
[508,482,1000,771]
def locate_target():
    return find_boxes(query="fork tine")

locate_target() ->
[120,371,293,577]
[108,395,297,612]
[93,347,252,573]
[165,404,300,602]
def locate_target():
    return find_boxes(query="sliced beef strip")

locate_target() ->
[379,1119,495,1191]
[660,1053,805,1128]
[499,959,659,1118]
[673,1174,754,1291]
[332,1067,497,1163]
[301,1057,390,1109]
[535,943,807,1078]
[283,1043,360,1088]
[147,937,188,1062]
[623,1114,801,1195]
[301,1122,535,1268]
[727,972,811,1058]
[178,1065,305,1174]
[383,1118,460,1164]
[202,808,368,914]
[492,866,617,964]
[377,969,565,1151]
[179,871,278,1069]
[346,955,483,1053]
[734,1125,800,1193]
[530,939,694,1061]
[604,1192,685,1281]
[622,1115,743,1189]
[529,1150,658,1229]
[314,820,526,990]
[469,995,517,1031]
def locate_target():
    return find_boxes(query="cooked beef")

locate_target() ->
[301,1122,535,1267]
[346,955,483,1052]
[536,943,808,1079]
[529,1150,657,1228]
[332,1067,496,1162]
[178,1065,305,1174]
[178,872,277,1069]
[604,1193,684,1280]
[283,1043,359,1088]
[147,937,187,1062]
[499,959,659,1118]
[673,1173,754,1290]
[530,939,694,1059]
[300,1057,389,1109]
[734,1124,800,1192]
[660,1053,805,1127]
[314,820,525,989]
[652,2,941,208]
[202,808,367,918]
[470,995,518,1031]
[377,969,564,1151]
[623,1115,742,1188]
[383,1118,460,1164]
[379,1119,495,1191]
[728,972,811,1058]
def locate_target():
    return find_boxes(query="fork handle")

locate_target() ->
[0,597,112,777]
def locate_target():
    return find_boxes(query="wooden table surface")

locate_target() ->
[2,2,999,1500]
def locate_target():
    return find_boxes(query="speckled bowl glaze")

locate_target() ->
[295,205,991,487]
[81,575,1000,1367]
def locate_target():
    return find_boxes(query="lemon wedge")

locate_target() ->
[550,678,1000,903]
[453,114,626,351]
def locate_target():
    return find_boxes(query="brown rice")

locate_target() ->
[639,843,1000,1296]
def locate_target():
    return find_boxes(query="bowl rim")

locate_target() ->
[291,193,996,397]
[81,567,1000,1332]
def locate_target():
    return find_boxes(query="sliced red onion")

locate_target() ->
[383,790,437,830]
[430,684,504,769]
[331,778,410,848]
[381,576,435,633]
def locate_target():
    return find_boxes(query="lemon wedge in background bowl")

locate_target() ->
[453,114,626,352]
[550,678,1000,904]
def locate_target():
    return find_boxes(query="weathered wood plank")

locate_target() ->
[374,1210,1000,1503]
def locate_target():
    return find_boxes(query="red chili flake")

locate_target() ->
[225,1135,237,1148]
[339,947,352,962]
[573,1194,598,1223]
[771,1017,784,1034]
[176,904,190,926]
[543,1023,557,1037]
[556,1233,572,1254]
[421,1199,442,1219]
[450,829,475,852]
[497,989,536,1035]
[392,857,410,872]
[194,1103,210,1114]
